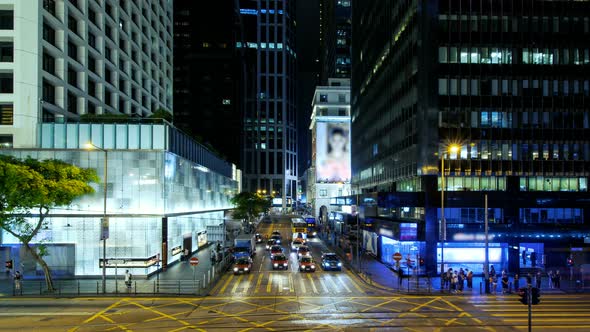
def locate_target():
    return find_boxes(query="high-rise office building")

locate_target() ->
[173,1,244,166]
[351,1,590,275]
[319,0,351,84]
[0,0,173,149]
[238,0,297,209]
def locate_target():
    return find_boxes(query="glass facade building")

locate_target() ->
[351,1,590,276]
[0,123,237,277]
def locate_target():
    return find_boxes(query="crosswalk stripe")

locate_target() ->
[278,274,284,291]
[266,273,273,293]
[255,273,263,293]
[231,274,244,293]
[244,273,254,293]
[337,275,352,293]
[289,273,295,293]
[319,276,330,293]
[307,273,318,293]
[219,273,234,293]
[300,278,307,293]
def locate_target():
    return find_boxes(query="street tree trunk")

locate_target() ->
[22,241,55,292]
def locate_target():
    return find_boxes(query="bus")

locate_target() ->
[291,217,308,240]
[304,216,317,237]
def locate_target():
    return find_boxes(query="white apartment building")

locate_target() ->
[309,78,351,222]
[0,0,173,148]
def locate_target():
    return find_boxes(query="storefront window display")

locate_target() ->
[381,236,425,270]
[437,242,508,274]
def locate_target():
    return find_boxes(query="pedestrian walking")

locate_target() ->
[398,268,404,288]
[522,249,527,266]
[451,271,458,293]
[466,270,473,289]
[536,270,542,289]
[526,273,532,286]
[490,265,496,279]
[555,270,561,289]
[457,273,464,294]
[501,273,509,294]
[513,274,520,292]
[547,270,554,289]
[13,270,22,293]
[183,248,189,261]
[124,270,132,289]
[211,249,217,264]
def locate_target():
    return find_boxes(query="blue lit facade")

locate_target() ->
[349,1,590,276]
[0,123,238,277]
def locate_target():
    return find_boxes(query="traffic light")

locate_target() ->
[5,260,12,270]
[531,287,541,305]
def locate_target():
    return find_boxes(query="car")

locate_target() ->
[291,238,304,251]
[265,239,277,250]
[271,230,281,236]
[255,233,263,243]
[270,245,283,257]
[232,257,252,274]
[271,254,289,270]
[299,256,316,272]
[297,245,311,258]
[321,253,342,271]
[270,234,282,244]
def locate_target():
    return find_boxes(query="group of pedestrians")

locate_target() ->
[442,267,474,293]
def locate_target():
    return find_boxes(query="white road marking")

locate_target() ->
[338,275,352,293]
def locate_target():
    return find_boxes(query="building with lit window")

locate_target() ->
[319,0,351,83]
[0,2,239,278]
[238,0,298,210]
[308,78,351,223]
[172,1,244,166]
[350,1,590,276]
[0,0,173,149]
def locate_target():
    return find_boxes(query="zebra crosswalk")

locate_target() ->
[213,271,366,296]
[468,294,590,330]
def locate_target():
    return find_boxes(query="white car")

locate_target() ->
[291,239,304,251]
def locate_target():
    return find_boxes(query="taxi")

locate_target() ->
[232,257,252,274]
[269,245,283,258]
[255,233,263,243]
[271,253,289,270]
[299,256,316,272]
[291,238,304,251]
[265,239,277,250]
[297,245,311,258]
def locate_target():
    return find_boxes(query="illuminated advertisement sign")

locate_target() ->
[315,122,351,182]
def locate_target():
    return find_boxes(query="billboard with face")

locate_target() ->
[316,122,351,182]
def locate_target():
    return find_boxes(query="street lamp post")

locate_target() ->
[355,184,360,273]
[86,142,108,293]
[440,144,459,291]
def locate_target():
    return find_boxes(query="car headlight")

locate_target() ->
[292,246,296,250]
[313,232,317,236]
[311,265,315,269]
[274,263,278,267]
[300,265,304,269]
[244,267,249,271]
[283,263,288,266]
[233,267,238,272]
[266,245,270,249]
[337,262,342,266]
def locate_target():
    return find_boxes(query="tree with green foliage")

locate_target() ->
[230,192,271,227]
[0,156,98,292]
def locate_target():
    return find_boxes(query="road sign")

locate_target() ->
[393,252,402,261]
[101,217,109,240]
[189,257,199,266]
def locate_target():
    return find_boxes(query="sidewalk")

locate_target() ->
[319,231,588,295]
[0,245,229,296]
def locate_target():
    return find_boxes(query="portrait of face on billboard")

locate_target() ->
[316,122,351,182]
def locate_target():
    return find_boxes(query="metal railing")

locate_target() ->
[8,255,233,297]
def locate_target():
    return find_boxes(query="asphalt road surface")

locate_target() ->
[1,215,590,331]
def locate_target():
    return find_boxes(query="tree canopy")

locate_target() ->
[0,155,98,291]
[230,192,271,224]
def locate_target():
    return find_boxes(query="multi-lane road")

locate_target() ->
[211,215,369,297]
[1,215,590,331]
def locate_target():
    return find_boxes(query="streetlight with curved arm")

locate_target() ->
[440,144,460,291]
